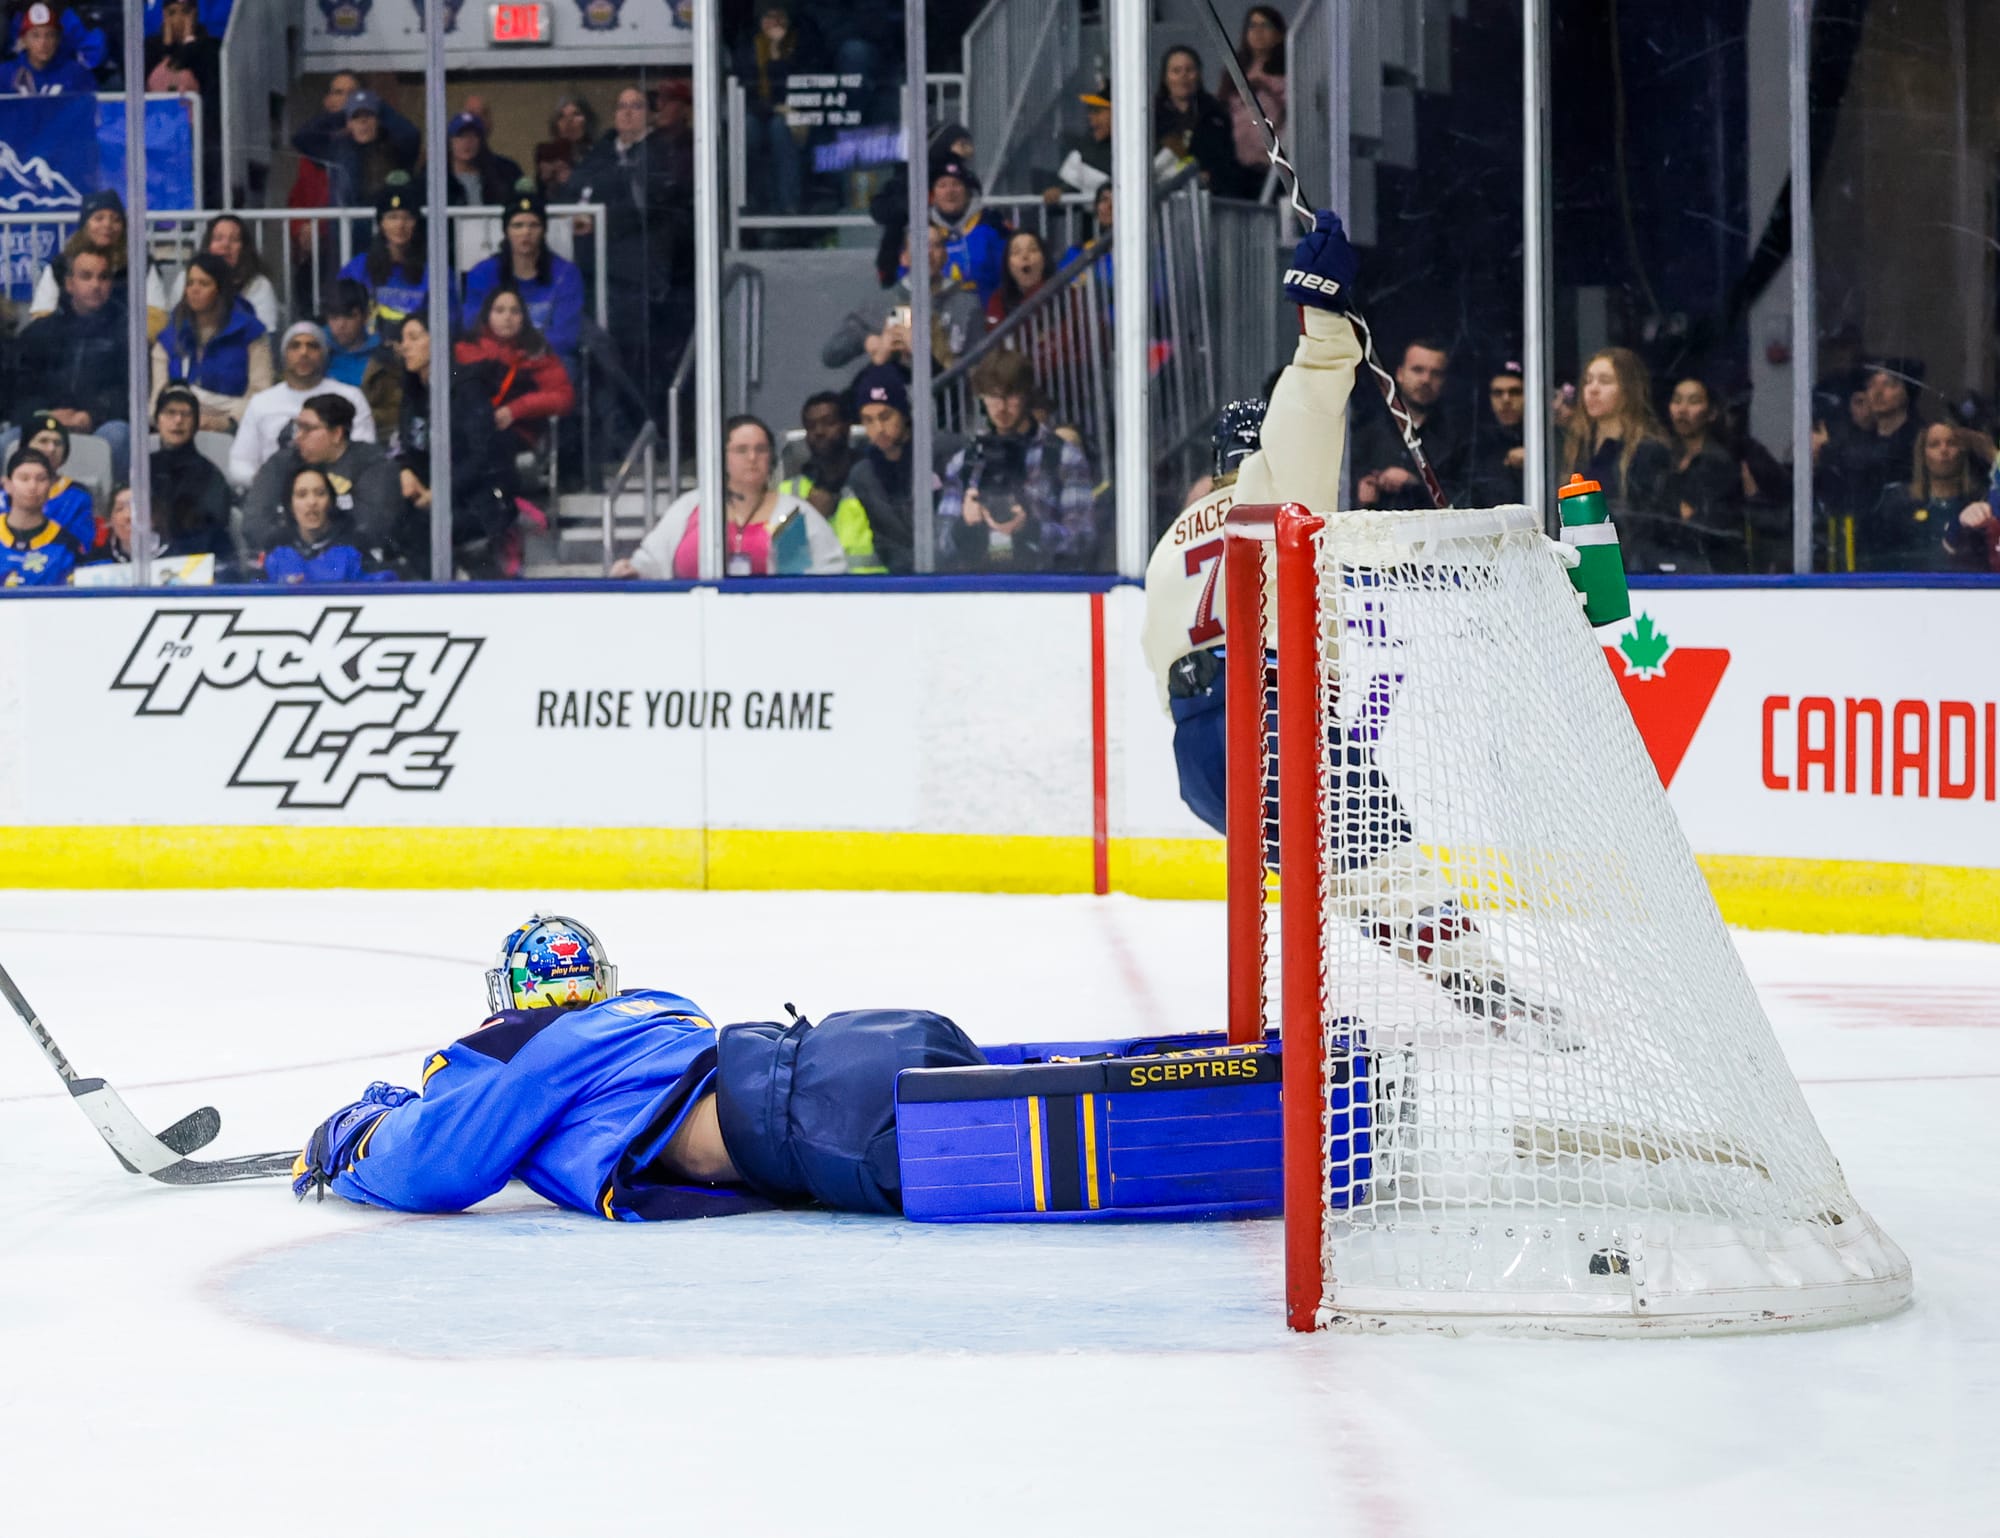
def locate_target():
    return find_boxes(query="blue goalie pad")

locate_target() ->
[896,1032,1374,1223]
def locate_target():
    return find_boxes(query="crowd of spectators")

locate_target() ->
[0,180,593,584]
[1341,338,1800,574]
[0,0,1136,584]
[1811,360,1997,573]
[0,41,729,585]
[12,1,1993,587]
[1340,327,1998,576]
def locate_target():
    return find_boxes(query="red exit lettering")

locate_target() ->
[490,2,546,43]
[1762,696,1998,801]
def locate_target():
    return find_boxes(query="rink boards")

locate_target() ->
[0,578,1994,940]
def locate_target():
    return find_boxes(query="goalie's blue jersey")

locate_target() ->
[328,989,771,1221]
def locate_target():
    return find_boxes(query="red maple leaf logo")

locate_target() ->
[548,938,581,960]
[1603,614,1729,789]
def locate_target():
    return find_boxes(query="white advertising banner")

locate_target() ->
[1,583,1996,898]
[0,589,1094,838]
[0,591,704,827]
[1602,588,2000,870]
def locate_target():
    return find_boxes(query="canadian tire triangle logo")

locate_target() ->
[1602,613,1729,789]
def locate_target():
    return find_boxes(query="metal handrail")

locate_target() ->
[600,421,659,577]
[665,323,697,522]
[666,262,757,496]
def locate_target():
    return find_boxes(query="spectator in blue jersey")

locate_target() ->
[1060,184,1116,287]
[20,0,107,78]
[459,183,585,370]
[936,348,1100,571]
[149,251,272,433]
[292,85,421,211]
[337,173,429,328]
[0,449,85,586]
[262,464,391,584]
[322,278,380,389]
[929,159,1009,305]
[16,413,96,547]
[868,120,975,289]
[5,3,98,94]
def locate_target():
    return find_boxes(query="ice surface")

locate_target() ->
[2,890,1995,1536]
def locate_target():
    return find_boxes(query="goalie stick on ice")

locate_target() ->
[1,956,297,1185]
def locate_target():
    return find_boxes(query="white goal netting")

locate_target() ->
[1278,503,1910,1335]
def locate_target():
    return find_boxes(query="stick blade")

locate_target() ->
[159,1106,221,1156]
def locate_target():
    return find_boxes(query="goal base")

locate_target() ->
[1308,1204,1913,1337]
[1318,1287,1913,1339]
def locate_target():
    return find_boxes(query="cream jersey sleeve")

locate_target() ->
[1139,308,1362,711]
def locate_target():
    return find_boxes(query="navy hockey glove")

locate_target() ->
[1282,210,1358,314]
[292,1081,417,1201]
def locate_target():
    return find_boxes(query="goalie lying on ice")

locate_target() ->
[1139,208,1566,1042]
[293,915,985,1219]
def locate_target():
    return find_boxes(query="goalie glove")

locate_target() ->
[292,1082,417,1201]
[1282,210,1358,315]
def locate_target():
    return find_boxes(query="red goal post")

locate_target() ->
[1222,501,1326,1331]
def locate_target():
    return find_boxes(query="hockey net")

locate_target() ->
[1224,501,1911,1335]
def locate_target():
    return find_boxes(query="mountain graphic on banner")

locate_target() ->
[1603,612,1729,790]
[0,143,81,210]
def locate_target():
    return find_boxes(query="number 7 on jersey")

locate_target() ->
[1184,538,1225,646]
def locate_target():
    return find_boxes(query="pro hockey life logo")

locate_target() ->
[1604,612,1729,789]
[112,608,482,808]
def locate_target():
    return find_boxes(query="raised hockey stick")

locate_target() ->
[1196,0,1449,510]
[1,956,298,1185]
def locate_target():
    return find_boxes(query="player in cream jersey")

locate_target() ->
[1139,299,1361,715]
[1141,208,1571,1045]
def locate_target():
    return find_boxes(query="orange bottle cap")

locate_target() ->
[1558,474,1602,499]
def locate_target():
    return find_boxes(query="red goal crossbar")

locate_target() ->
[1223,502,1328,1332]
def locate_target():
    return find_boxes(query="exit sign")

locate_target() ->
[487,1,551,44]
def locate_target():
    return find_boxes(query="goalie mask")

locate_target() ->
[485,915,618,1013]
[1212,398,1267,480]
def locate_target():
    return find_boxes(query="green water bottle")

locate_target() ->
[1557,473,1631,626]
